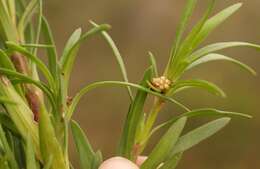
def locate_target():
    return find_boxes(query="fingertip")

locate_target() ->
[99,156,139,169]
[136,156,147,167]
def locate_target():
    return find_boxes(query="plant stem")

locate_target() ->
[137,97,165,155]
[145,98,165,136]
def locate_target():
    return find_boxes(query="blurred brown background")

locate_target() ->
[44,0,259,169]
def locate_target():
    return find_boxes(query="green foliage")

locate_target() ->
[90,21,134,100]
[71,120,98,169]
[0,0,258,169]
[141,117,187,169]
[25,134,38,169]
[39,106,67,169]
[119,67,153,159]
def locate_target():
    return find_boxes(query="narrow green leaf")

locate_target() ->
[140,117,187,169]
[0,97,16,104]
[186,53,257,75]
[0,77,40,159]
[170,79,226,97]
[21,43,54,48]
[0,48,15,71]
[190,42,260,60]
[92,151,103,169]
[6,41,55,88]
[71,120,95,169]
[25,134,37,169]
[160,153,183,169]
[170,118,230,156]
[60,28,82,74]
[60,24,111,86]
[90,21,133,101]
[119,67,152,159]
[66,81,190,120]
[190,3,242,49]
[151,109,251,138]
[0,124,19,169]
[0,113,19,135]
[0,0,17,41]
[32,0,43,56]
[17,0,38,39]
[148,52,159,77]
[6,0,16,23]
[165,0,197,75]
[9,133,26,168]
[41,16,58,77]
[0,68,55,105]
[39,106,68,169]
[178,0,216,58]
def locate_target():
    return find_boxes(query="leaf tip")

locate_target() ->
[246,115,253,119]
[220,92,227,98]
[251,70,257,76]
[231,2,243,10]
[221,117,231,125]
[236,2,243,8]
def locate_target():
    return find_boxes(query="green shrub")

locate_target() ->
[0,0,258,169]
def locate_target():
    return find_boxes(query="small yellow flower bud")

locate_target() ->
[151,76,172,92]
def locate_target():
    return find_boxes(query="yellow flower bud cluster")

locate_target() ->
[151,76,171,91]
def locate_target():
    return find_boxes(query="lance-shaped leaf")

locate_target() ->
[190,3,242,49]
[186,53,256,75]
[60,24,110,86]
[169,117,230,157]
[140,117,187,169]
[177,0,216,59]
[119,67,152,159]
[39,106,68,169]
[151,109,250,138]
[170,79,226,97]
[71,120,96,169]
[60,28,81,79]
[189,42,260,60]
[165,0,197,75]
